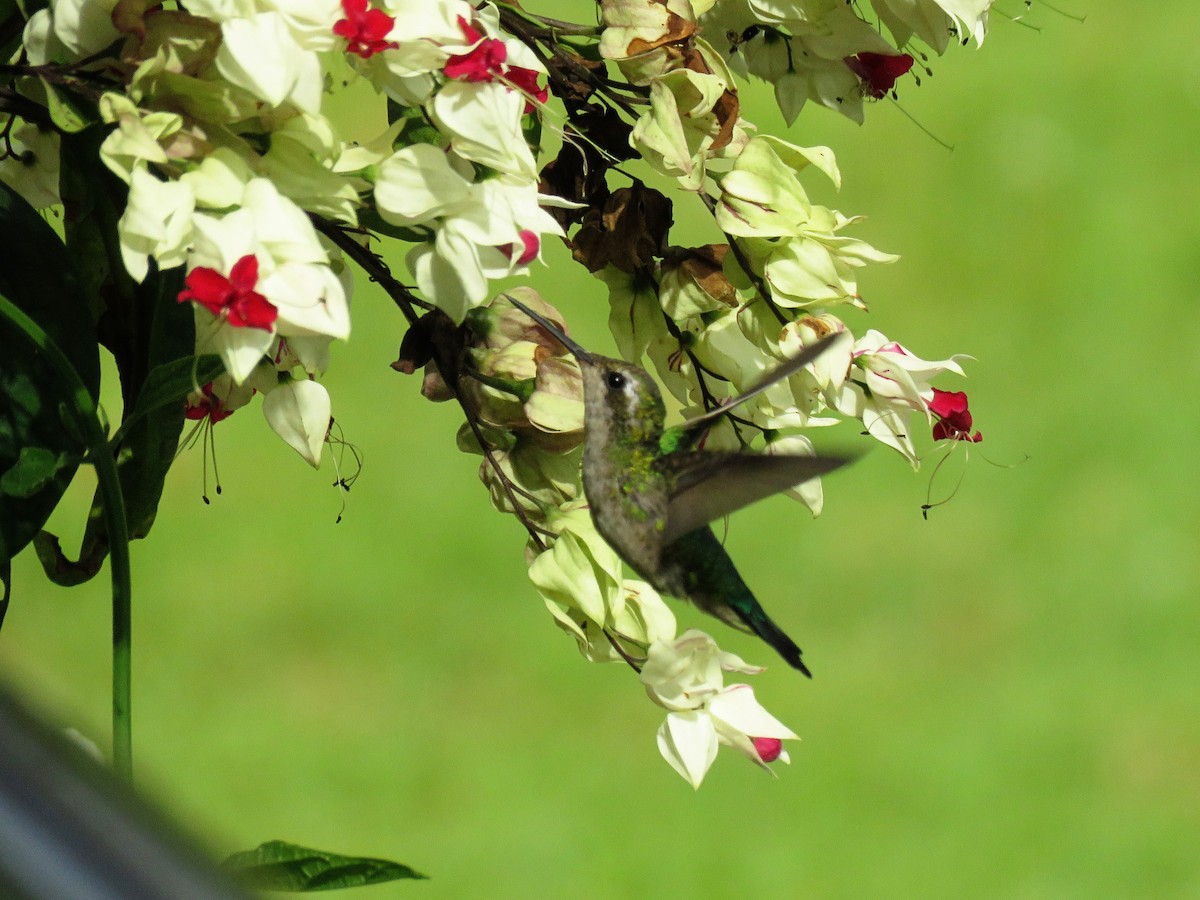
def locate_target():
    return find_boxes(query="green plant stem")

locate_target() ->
[0,295,133,780]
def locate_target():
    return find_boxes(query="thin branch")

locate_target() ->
[497,6,649,110]
[603,628,646,673]
[313,215,551,550]
[699,194,790,327]
[0,88,53,129]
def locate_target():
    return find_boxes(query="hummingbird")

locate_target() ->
[503,296,851,676]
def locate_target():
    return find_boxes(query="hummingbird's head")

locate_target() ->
[577,356,665,444]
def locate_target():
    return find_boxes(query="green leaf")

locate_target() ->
[59,126,129,326]
[108,264,199,541]
[388,100,442,147]
[1,446,72,498]
[49,265,200,584]
[118,354,225,442]
[0,559,9,633]
[223,841,427,892]
[0,181,98,566]
[33,130,199,583]
[41,78,94,133]
[0,180,100,398]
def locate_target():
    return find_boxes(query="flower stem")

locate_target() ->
[0,295,133,780]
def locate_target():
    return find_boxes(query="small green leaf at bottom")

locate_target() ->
[222,841,427,892]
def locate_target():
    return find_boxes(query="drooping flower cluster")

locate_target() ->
[8,0,560,465]
[2,0,992,786]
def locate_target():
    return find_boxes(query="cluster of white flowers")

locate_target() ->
[7,0,563,464]
[2,0,992,786]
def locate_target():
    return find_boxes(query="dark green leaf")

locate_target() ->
[1,446,72,498]
[0,559,9,633]
[50,265,199,584]
[59,126,129,328]
[387,100,442,146]
[34,131,198,582]
[107,264,198,541]
[120,354,225,440]
[223,841,427,891]
[0,179,100,399]
[0,180,98,566]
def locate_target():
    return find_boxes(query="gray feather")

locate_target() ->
[657,451,849,544]
[679,332,846,436]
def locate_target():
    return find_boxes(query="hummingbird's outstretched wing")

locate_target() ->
[656,451,850,545]
[677,332,848,439]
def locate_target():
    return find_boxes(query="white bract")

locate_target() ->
[262,378,332,467]
[186,178,349,383]
[118,168,196,282]
[214,12,324,112]
[0,123,61,209]
[641,630,798,788]
[835,329,970,466]
[529,504,678,661]
[375,144,562,320]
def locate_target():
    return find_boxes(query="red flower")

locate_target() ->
[334,0,398,59]
[444,32,508,83]
[504,64,549,110]
[186,382,234,423]
[929,388,982,443]
[178,254,278,331]
[443,16,547,112]
[752,737,783,763]
[500,230,540,266]
[845,52,914,99]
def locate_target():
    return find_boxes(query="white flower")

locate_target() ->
[0,122,61,209]
[183,179,350,383]
[765,433,825,515]
[98,94,182,184]
[529,505,677,661]
[262,378,332,467]
[358,0,473,104]
[834,329,969,466]
[630,68,727,190]
[180,147,257,209]
[118,167,196,282]
[871,0,991,52]
[214,12,323,113]
[641,630,797,788]
[51,0,119,55]
[429,80,537,180]
[375,144,563,320]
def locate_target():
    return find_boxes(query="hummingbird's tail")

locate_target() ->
[659,528,815,677]
[737,606,812,678]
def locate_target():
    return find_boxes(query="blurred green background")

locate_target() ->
[4,1,1199,897]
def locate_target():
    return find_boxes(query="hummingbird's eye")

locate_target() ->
[606,371,627,391]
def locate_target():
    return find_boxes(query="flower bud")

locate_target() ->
[752,737,783,763]
[659,245,737,320]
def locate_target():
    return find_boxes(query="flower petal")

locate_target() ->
[262,378,331,467]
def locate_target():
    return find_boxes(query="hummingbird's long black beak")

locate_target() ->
[502,294,593,363]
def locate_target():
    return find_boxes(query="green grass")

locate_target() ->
[3,2,1199,896]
